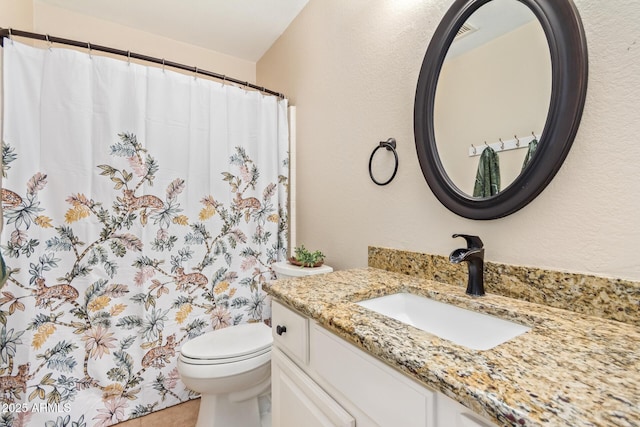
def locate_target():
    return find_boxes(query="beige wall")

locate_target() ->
[0,1,34,29]
[257,0,640,281]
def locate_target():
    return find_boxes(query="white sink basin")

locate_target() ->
[357,292,530,350]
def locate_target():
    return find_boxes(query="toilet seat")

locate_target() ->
[180,347,271,365]
[179,322,272,366]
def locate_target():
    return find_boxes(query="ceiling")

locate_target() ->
[38,0,310,62]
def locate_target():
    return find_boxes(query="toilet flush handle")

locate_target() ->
[276,325,287,336]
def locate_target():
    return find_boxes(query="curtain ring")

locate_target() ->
[162,58,165,72]
[87,42,92,58]
[45,34,52,50]
[499,138,504,150]
[8,28,14,44]
[369,138,399,186]
[514,134,520,147]
[471,144,477,155]
[127,50,131,65]
[194,66,198,80]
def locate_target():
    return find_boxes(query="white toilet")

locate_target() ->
[178,322,273,427]
[177,261,332,427]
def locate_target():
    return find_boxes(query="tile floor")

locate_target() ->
[260,394,272,427]
[115,394,272,427]
[116,399,200,427]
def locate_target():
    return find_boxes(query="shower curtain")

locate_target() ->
[0,40,288,426]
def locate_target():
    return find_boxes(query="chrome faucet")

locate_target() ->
[449,234,485,296]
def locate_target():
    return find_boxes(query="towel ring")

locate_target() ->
[369,138,398,186]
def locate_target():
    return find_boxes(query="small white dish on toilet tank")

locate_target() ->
[357,292,530,351]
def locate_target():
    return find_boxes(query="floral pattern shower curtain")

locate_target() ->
[0,40,288,426]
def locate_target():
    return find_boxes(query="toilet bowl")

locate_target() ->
[177,322,273,427]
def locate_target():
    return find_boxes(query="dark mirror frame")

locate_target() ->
[414,0,588,220]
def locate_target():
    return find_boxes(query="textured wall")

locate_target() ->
[257,0,640,281]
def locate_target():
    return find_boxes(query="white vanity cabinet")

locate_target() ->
[271,301,355,427]
[271,301,499,427]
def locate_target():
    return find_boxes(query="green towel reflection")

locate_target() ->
[473,146,501,198]
[521,138,539,171]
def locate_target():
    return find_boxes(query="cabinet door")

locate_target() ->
[272,348,355,427]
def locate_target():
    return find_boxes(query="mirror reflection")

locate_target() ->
[433,0,551,197]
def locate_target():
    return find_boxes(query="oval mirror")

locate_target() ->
[414,0,588,220]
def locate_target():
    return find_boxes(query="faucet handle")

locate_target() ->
[452,234,484,249]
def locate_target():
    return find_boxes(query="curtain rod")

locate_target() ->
[0,27,285,99]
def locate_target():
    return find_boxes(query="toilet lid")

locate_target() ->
[180,322,272,362]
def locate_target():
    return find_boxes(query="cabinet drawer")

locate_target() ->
[272,301,309,365]
[311,323,436,427]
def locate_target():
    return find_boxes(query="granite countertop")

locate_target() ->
[263,268,640,427]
